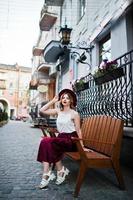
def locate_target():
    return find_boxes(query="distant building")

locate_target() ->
[0,63,31,119]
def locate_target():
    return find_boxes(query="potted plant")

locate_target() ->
[72,78,86,92]
[0,111,8,126]
[93,59,124,85]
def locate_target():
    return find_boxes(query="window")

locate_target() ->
[0,79,6,89]
[99,34,111,63]
[9,82,13,95]
[9,90,13,95]
[0,72,6,79]
[77,0,86,22]
[0,90,3,96]
[9,82,13,88]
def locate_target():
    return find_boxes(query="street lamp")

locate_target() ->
[59,25,94,52]
[59,25,72,45]
[59,25,94,71]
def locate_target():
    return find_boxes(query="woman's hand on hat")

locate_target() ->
[52,95,59,103]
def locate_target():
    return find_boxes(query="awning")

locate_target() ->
[45,0,64,6]
[40,12,57,31]
[33,47,44,56]
[43,40,65,63]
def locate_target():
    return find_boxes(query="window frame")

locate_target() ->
[77,0,86,23]
[99,33,111,63]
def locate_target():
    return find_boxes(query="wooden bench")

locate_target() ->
[40,115,125,198]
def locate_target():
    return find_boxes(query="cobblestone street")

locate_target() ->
[0,121,133,200]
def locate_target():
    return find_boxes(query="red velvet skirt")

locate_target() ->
[37,131,77,164]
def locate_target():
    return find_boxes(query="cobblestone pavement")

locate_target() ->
[0,121,133,200]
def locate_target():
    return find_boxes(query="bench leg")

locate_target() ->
[74,161,87,198]
[112,161,125,190]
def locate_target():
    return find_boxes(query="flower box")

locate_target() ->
[72,80,89,92]
[94,67,124,85]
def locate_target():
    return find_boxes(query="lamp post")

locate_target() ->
[59,25,72,45]
[59,25,94,52]
[59,25,94,74]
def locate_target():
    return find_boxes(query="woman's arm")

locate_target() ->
[73,112,84,147]
[73,112,93,152]
[40,96,59,116]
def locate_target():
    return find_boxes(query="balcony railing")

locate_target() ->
[76,49,133,127]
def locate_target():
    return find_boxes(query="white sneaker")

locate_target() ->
[39,170,56,189]
[56,166,70,185]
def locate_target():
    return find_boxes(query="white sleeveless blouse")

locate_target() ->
[56,111,76,133]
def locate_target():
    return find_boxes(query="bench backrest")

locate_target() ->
[81,115,124,157]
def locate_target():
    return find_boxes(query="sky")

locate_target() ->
[0,0,44,68]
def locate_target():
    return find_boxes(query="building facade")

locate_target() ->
[30,0,133,127]
[31,0,133,90]
[0,63,31,119]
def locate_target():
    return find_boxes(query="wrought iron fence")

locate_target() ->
[76,49,133,127]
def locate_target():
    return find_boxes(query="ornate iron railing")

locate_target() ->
[76,49,133,127]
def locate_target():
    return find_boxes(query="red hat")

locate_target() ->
[58,89,77,107]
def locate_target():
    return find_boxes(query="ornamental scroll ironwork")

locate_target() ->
[76,50,133,127]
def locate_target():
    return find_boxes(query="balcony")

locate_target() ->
[39,11,57,31]
[32,47,44,56]
[43,40,65,63]
[74,49,133,128]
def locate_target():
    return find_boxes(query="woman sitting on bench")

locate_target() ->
[37,89,82,189]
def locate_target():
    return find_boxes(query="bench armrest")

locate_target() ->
[71,137,114,146]
[71,138,89,159]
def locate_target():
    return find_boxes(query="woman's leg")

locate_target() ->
[55,160,69,185]
[55,160,63,171]
[37,137,64,163]
[42,161,50,173]
[39,162,56,188]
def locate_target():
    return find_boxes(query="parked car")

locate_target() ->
[15,116,22,121]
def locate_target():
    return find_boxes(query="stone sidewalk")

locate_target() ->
[0,121,133,200]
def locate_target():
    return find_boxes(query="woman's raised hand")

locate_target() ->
[52,95,59,103]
